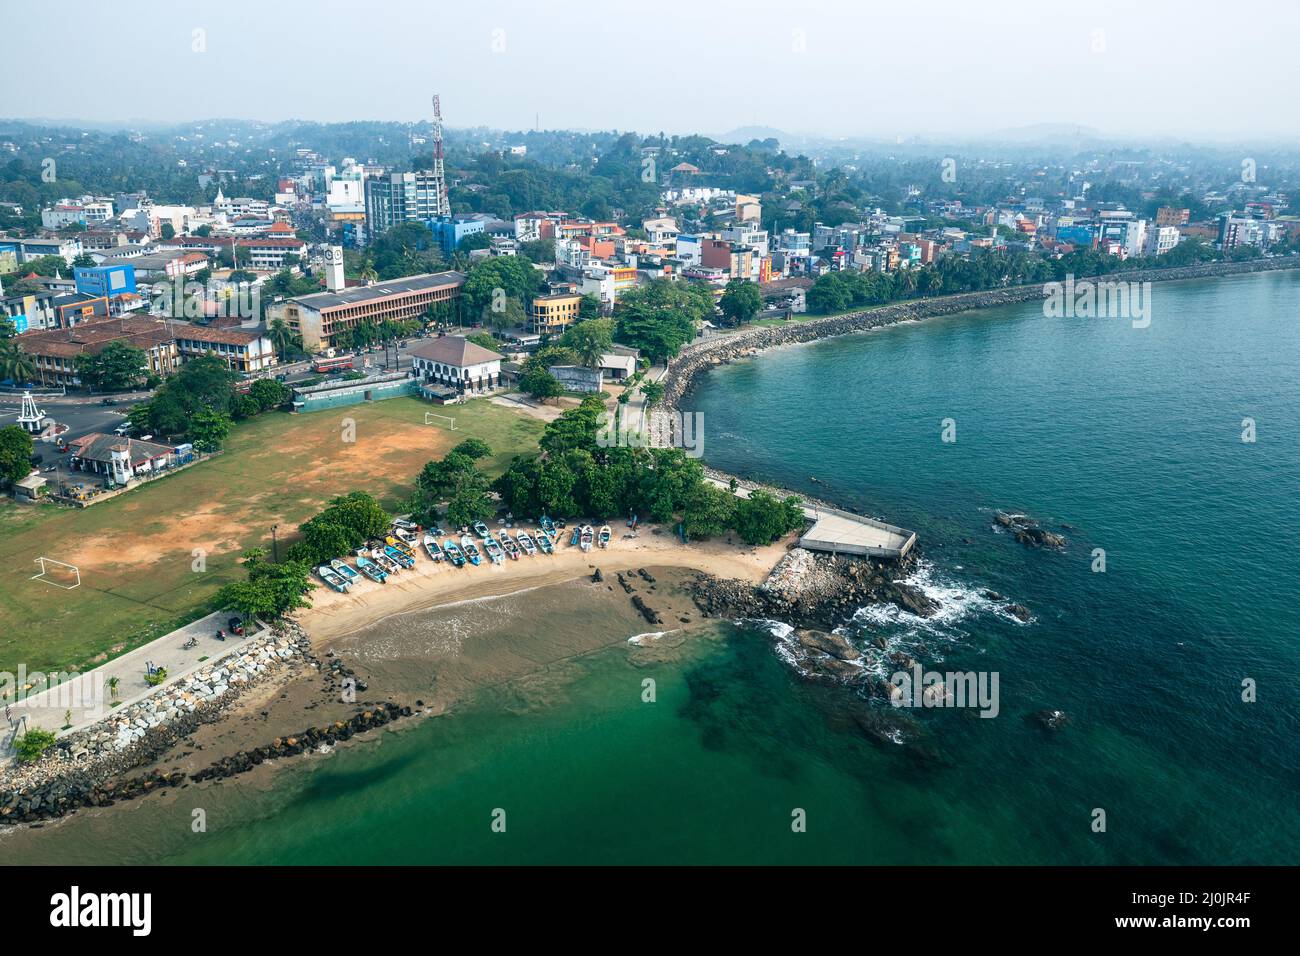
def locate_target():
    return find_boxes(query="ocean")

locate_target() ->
[9,270,1298,865]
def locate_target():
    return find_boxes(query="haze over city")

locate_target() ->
[6,0,1299,142]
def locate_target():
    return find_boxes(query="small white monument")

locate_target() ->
[16,391,48,434]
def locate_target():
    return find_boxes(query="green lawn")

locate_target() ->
[0,397,543,676]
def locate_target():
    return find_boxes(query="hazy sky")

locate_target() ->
[7,0,1298,141]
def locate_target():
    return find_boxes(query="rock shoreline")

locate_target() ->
[0,622,412,828]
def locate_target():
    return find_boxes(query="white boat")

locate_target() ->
[483,535,505,565]
[535,531,553,555]
[579,525,594,551]
[500,534,520,560]
[423,533,444,562]
[597,525,611,549]
[516,531,537,556]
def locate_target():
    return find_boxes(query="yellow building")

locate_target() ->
[528,293,583,336]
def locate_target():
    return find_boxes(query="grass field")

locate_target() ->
[0,396,544,675]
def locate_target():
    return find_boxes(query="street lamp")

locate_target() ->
[271,524,279,562]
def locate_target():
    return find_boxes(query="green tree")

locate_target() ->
[445,487,495,528]
[560,318,613,367]
[0,425,35,486]
[733,491,805,545]
[248,377,290,410]
[520,367,563,401]
[75,340,148,391]
[719,278,763,326]
[189,407,233,451]
[0,340,37,383]
[613,279,706,362]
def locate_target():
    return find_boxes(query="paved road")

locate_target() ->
[3,611,266,744]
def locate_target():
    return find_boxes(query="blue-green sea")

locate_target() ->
[12,271,1299,865]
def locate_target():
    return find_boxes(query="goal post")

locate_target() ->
[32,557,81,590]
[424,412,456,430]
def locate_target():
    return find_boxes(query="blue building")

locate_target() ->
[1055,224,1095,247]
[74,263,137,300]
[426,214,490,255]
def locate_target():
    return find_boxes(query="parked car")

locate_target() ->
[100,398,117,406]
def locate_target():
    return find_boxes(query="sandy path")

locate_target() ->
[300,526,787,644]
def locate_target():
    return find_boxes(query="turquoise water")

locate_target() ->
[14,271,1297,865]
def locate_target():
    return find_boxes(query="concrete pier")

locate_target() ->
[705,478,916,559]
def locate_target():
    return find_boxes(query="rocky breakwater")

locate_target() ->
[689,546,934,630]
[2,623,362,827]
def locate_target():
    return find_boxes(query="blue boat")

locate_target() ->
[384,544,415,568]
[539,515,556,537]
[355,555,387,583]
[460,536,483,566]
[443,539,466,568]
[570,526,580,547]
[317,565,350,593]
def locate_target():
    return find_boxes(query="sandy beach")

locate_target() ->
[300,525,790,644]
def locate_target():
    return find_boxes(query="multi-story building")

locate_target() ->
[364,171,450,236]
[15,316,180,386]
[1145,225,1180,257]
[528,292,583,336]
[269,271,465,351]
[1,288,57,333]
[165,321,276,373]
[1218,213,1267,250]
[409,335,502,397]
[1155,207,1191,227]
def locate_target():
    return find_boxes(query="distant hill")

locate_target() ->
[715,125,790,146]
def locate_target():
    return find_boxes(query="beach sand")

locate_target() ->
[300,525,789,644]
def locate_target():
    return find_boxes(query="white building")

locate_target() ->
[1145,225,1180,257]
[409,335,502,397]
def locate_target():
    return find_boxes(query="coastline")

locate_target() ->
[654,257,1300,434]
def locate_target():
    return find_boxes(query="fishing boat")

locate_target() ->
[384,544,415,568]
[423,533,444,562]
[570,526,581,547]
[386,535,416,559]
[483,535,505,565]
[355,555,387,583]
[330,558,360,582]
[460,535,483,566]
[516,531,537,556]
[500,534,521,560]
[580,525,594,551]
[473,521,492,539]
[443,539,466,568]
[393,526,419,547]
[317,565,350,593]
[372,550,401,575]
[392,518,419,532]
[535,531,553,554]
[598,525,612,549]
[539,515,556,538]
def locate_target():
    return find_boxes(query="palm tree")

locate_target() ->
[268,317,296,360]
[0,341,37,384]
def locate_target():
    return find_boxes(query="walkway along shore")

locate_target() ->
[651,256,1300,446]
